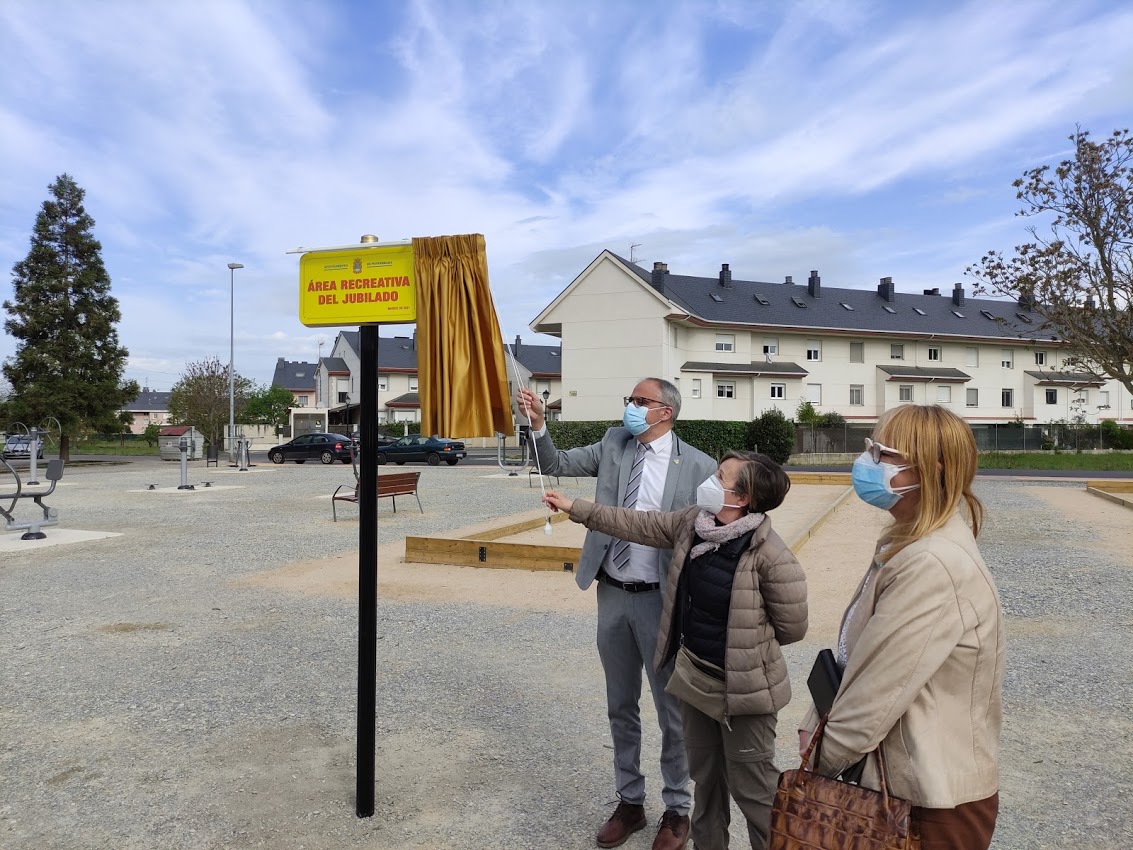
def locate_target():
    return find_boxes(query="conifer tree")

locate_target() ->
[3,174,138,460]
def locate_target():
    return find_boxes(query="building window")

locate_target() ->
[928,346,941,362]
[891,344,904,360]
[536,381,550,396]
[716,381,735,399]
[1001,388,1013,407]
[1100,391,1110,409]
[762,337,778,356]
[937,385,951,403]
[849,385,864,406]
[1075,389,1089,406]
[1001,350,1013,369]
[965,347,979,367]
[899,385,913,402]
[966,388,978,407]
[295,395,308,407]
[716,334,735,352]
[691,379,701,399]
[409,377,419,391]
[770,383,786,399]
[1035,351,1046,366]
[850,342,864,363]
[806,340,821,361]
[378,376,388,391]
[337,391,349,404]
[1045,388,1058,405]
[805,383,822,404]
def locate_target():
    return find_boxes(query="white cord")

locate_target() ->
[505,333,552,530]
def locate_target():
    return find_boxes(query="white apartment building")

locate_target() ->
[530,251,1132,427]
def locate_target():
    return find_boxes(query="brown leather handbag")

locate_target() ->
[769,717,920,849]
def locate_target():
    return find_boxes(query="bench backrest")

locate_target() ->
[377,471,420,496]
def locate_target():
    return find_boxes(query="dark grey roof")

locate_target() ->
[612,254,1053,342]
[386,392,420,407]
[272,359,316,390]
[506,340,562,376]
[379,336,419,370]
[680,360,809,377]
[1024,370,1107,386]
[123,389,171,412]
[877,366,972,382]
[323,357,349,373]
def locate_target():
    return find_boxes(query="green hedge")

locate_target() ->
[546,419,754,460]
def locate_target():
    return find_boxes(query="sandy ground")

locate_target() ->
[236,484,851,616]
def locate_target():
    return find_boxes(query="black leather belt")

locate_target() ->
[598,570,660,593]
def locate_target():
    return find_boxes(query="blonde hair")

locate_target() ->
[873,404,983,559]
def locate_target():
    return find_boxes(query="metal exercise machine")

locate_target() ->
[0,453,65,540]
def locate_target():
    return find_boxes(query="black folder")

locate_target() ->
[806,649,866,784]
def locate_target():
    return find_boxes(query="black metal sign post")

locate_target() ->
[357,323,379,817]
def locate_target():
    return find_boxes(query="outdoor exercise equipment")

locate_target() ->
[495,427,531,476]
[0,452,65,540]
[177,435,195,490]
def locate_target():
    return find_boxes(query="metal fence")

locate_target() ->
[794,423,1123,454]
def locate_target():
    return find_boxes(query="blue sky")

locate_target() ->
[1,0,1131,392]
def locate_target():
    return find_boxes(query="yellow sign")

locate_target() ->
[298,244,417,327]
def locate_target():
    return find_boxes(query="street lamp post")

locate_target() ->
[227,262,244,463]
[541,389,550,418]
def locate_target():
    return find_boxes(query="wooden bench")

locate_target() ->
[332,471,423,521]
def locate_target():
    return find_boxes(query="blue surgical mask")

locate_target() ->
[851,452,920,510]
[623,403,651,436]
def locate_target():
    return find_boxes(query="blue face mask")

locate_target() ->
[851,451,920,510]
[623,403,651,436]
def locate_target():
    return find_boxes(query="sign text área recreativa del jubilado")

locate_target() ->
[306,275,411,305]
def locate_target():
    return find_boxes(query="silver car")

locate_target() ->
[2,435,44,460]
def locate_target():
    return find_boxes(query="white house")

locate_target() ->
[529,251,1131,427]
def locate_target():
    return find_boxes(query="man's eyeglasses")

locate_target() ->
[624,396,668,409]
[864,438,904,463]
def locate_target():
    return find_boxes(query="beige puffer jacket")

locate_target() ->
[568,500,808,718]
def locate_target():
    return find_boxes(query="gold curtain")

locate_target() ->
[413,234,514,438]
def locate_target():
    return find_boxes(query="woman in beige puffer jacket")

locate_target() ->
[545,450,807,850]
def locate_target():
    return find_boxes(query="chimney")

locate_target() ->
[952,283,965,307]
[412,329,417,351]
[514,334,521,359]
[784,275,794,285]
[277,357,285,364]
[1086,296,1096,308]
[651,261,669,292]
[1018,289,1034,311]
[719,263,732,288]
[808,270,821,299]
[877,276,895,302]
[923,288,940,296]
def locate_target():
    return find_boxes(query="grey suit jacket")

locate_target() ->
[532,426,718,590]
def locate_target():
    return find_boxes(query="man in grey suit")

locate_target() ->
[517,378,717,850]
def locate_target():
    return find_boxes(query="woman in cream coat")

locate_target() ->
[800,404,1005,850]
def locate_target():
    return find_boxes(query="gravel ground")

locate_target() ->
[2,460,1132,849]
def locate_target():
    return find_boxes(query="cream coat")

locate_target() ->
[801,512,1005,808]
[568,500,808,718]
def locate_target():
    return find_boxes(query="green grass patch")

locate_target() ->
[70,439,160,456]
[978,451,1133,471]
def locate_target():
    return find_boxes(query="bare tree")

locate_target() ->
[168,357,253,447]
[967,128,1133,396]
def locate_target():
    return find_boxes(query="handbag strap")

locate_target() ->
[798,716,895,808]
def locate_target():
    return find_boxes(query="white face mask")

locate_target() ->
[696,475,743,515]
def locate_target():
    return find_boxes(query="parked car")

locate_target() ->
[3,434,44,460]
[351,430,398,447]
[377,435,467,466]
[268,432,356,465]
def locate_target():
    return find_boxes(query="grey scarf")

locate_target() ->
[690,510,765,560]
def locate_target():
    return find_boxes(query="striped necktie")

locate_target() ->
[609,442,649,571]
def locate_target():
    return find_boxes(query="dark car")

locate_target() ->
[351,430,398,447]
[268,432,356,465]
[377,435,466,466]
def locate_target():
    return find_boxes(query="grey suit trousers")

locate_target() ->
[597,580,691,814]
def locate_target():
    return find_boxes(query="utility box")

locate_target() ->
[159,426,205,461]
